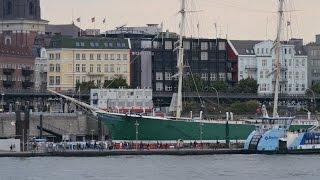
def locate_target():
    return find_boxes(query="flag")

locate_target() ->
[103,18,106,24]
[76,17,81,23]
[287,21,291,26]
[91,17,95,23]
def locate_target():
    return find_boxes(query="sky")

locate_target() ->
[41,0,320,43]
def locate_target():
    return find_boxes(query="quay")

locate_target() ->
[2,149,320,157]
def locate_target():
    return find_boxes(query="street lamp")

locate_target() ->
[306,88,316,111]
[211,87,220,111]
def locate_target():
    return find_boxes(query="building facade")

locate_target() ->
[34,47,48,90]
[0,0,48,90]
[90,88,153,113]
[255,40,307,95]
[149,38,231,92]
[306,35,320,87]
[46,36,131,91]
[229,40,262,81]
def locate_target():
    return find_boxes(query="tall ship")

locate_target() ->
[50,0,316,142]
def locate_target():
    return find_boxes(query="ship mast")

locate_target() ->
[273,0,285,118]
[176,0,186,118]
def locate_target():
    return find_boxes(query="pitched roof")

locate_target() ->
[45,24,81,38]
[230,40,262,55]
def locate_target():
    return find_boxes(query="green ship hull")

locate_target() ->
[98,113,312,141]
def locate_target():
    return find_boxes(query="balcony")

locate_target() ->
[87,72,104,76]
[245,65,257,71]
[22,69,34,76]
[22,81,34,89]
[3,68,15,75]
[3,80,15,88]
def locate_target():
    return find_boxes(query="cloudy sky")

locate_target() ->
[41,0,320,43]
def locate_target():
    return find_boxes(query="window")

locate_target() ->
[76,64,80,72]
[82,76,86,83]
[90,54,94,60]
[302,59,305,66]
[165,72,172,81]
[76,76,80,84]
[117,54,121,60]
[97,64,101,72]
[55,76,61,85]
[49,64,54,72]
[262,60,267,67]
[49,76,54,85]
[49,54,54,60]
[218,42,226,50]
[82,64,86,72]
[104,54,109,60]
[295,72,299,79]
[165,41,172,50]
[110,65,114,72]
[76,54,80,60]
[156,82,163,91]
[289,71,292,79]
[29,2,35,15]
[56,64,60,72]
[55,53,61,60]
[90,64,94,72]
[289,84,292,92]
[296,84,299,91]
[104,64,109,72]
[201,73,208,81]
[5,1,12,15]
[97,54,101,60]
[184,41,190,50]
[260,71,264,78]
[219,73,225,80]
[123,54,128,60]
[165,85,173,92]
[156,72,163,80]
[302,72,305,79]
[201,42,208,50]
[295,59,299,67]
[210,73,217,81]
[289,48,292,54]
[301,84,305,91]
[82,54,86,60]
[4,36,11,45]
[201,52,208,61]
[110,54,115,60]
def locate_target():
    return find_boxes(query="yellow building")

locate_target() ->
[46,36,131,91]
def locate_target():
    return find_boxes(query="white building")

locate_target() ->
[255,40,308,95]
[230,39,308,95]
[90,88,153,113]
[230,40,262,81]
[35,48,48,91]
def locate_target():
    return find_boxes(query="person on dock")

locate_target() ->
[9,144,13,152]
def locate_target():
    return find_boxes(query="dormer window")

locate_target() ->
[4,36,11,46]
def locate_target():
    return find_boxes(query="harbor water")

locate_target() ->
[0,155,319,180]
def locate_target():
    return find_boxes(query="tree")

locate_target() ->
[76,81,97,93]
[183,75,205,92]
[311,83,320,94]
[210,81,228,92]
[229,100,260,114]
[103,76,129,89]
[234,78,259,93]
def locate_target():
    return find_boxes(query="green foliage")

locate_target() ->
[76,81,97,92]
[229,100,260,114]
[211,81,228,92]
[183,75,205,92]
[234,78,259,93]
[103,76,129,89]
[183,101,201,113]
[311,83,320,94]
